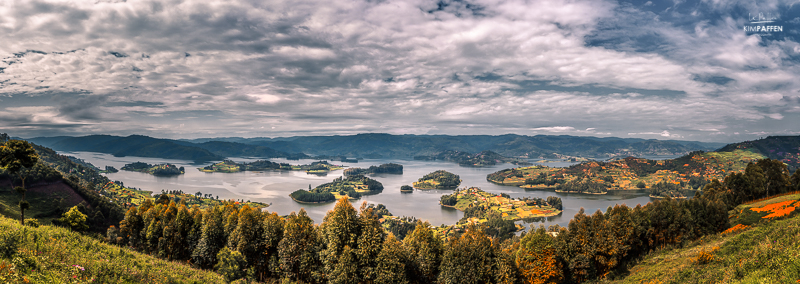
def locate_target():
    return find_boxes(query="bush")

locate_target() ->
[24,218,40,228]
[694,246,719,265]
[215,247,247,282]
[0,230,21,258]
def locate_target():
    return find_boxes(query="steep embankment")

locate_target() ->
[0,215,225,283]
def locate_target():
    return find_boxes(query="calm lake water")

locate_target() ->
[63,151,665,228]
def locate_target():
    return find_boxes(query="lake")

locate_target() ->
[63,151,662,229]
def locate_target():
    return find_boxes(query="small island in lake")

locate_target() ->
[199,160,343,174]
[400,185,413,193]
[289,174,384,204]
[440,187,562,221]
[413,170,461,189]
[343,163,403,176]
[121,162,184,176]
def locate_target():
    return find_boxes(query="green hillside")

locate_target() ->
[717,135,800,170]
[616,195,800,283]
[488,150,765,194]
[0,215,225,283]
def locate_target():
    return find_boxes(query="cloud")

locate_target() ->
[0,0,797,141]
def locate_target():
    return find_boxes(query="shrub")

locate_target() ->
[0,230,21,258]
[694,246,719,265]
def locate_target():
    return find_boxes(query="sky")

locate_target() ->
[1,0,799,142]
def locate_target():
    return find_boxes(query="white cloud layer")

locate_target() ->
[0,0,798,142]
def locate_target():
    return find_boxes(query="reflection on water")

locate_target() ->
[65,151,658,228]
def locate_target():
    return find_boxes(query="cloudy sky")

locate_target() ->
[1,0,799,142]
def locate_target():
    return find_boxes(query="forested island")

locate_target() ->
[199,160,343,174]
[413,170,461,189]
[400,185,414,193]
[439,187,562,221]
[121,162,184,176]
[343,163,403,176]
[488,150,765,194]
[289,174,384,203]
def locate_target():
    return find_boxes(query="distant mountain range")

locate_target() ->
[24,133,733,162]
[180,133,726,159]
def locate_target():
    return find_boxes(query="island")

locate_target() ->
[487,150,765,194]
[199,160,343,174]
[121,162,184,176]
[289,174,384,204]
[400,185,413,193]
[413,170,461,189]
[440,187,562,221]
[343,163,403,176]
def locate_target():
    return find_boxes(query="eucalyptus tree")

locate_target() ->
[0,139,40,225]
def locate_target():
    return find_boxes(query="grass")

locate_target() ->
[612,196,800,284]
[729,193,800,226]
[0,184,82,225]
[0,215,225,283]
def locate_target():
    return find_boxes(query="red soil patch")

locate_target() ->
[0,178,89,209]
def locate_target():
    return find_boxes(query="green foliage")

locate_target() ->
[400,185,413,192]
[438,225,496,284]
[0,215,225,283]
[278,209,321,283]
[60,206,89,231]
[0,229,21,258]
[403,221,443,283]
[415,170,461,189]
[122,162,183,176]
[215,247,248,282]
[621,213,800,283]
[649,180,686,198]
[375,234,408,284]
[289,189,335,203]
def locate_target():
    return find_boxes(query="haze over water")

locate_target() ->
[65,151,664,228]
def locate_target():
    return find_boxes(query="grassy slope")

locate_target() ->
[612,197,800,284]
[0,215,225,283]
[0,180,88,225]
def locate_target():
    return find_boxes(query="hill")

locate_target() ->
[0,215,225,283]
[201,133,724,159]
[616,194,800,283]
[413,170,461,189]
[717,135,800,170]
[488,150,765,193]
[28,135,223,162]
[290,174,384,203]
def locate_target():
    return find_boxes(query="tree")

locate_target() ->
[215,247,247,282]
[0,140,40,225]
[403,221,443,283]
[357,202,386,283]
[278,209,321,283]
[375,234,408,284]
[60,205,89,231]
[320,197,361,281]
[516,226,562,284]
[438,224,496,284]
